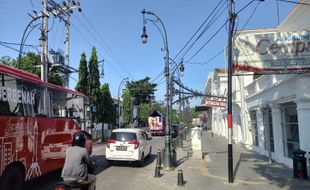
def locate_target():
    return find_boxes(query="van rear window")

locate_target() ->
[110,132,137,141]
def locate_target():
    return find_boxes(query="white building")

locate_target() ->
[206,1,310,168]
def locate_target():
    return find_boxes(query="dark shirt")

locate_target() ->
[61,146,93,181]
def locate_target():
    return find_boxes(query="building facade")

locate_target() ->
[206,1,310,168]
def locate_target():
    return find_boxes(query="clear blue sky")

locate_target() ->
[0,0,296,107]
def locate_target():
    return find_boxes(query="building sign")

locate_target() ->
[233,29,310,74]
[205,99,226,108]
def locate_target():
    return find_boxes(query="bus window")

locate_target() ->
[51,89,67,117]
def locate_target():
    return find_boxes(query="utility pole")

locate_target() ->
[227,0,236,184]
[64,0,81,87]
[40,0,49,82]
[65,1,70,88]
[47,0,81,87]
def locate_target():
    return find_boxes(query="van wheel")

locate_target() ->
[139,153,145,167]
[107,160,113,166]
[0,166,24,190]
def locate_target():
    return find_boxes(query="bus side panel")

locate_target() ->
[38,118,79,175]
[0,116,35,179]
[0,116,80,181]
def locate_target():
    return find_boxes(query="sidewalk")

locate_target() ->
[170,130,310,190]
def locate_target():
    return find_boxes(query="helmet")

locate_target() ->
[72,133,86,147]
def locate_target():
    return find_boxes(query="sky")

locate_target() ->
[0,0,297,107]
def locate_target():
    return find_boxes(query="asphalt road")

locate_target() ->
[23,135,164,190]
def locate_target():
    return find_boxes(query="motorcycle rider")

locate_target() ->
[61,132,96,189]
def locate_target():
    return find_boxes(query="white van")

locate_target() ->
[105,128,152,166]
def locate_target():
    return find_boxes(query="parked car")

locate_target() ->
[105,128,152,166]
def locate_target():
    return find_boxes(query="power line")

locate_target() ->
[69,21,125,79]
[151,0,226,85]
[185,0,256,63]
[275,0,310,6]
[173,0,226,60]
[80,12,135,80]
[186,19,229,63]
[179,1,228,60]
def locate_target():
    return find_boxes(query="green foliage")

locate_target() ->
[75,52,89,95]
[139,103,152,125]
[88,47,101,122]
[98,83,116,125]
[0,56,16,65]
[122,89,133,125]
[191,107,200,118]
[12,52,41,77]
[171,109,180,124]
[126,77,156,105]
[48,73,64,86]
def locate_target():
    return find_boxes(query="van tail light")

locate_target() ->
[128,140,139,149]
[107,139,115,148]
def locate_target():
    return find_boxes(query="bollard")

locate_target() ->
[156,149,161,167]
[177,170,184,186]
[187,149,189,159]
[211,131,214,137]
[154,164,161,178]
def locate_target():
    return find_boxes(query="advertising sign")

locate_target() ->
[233,29,310,74]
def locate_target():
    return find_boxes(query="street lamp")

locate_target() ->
[18,13,44,69]
[118,77,129,128]
[141,9,174,170]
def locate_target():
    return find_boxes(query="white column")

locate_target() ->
[270,104,285,162]
[296,100,310,152]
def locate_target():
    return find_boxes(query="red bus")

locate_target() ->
[0,63,92,190]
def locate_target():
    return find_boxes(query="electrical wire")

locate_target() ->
[69,21,125,79]
[79,13,135,80]
[173,0,226,60]
[276,0,310,6]
[179,1,228,60]
[151,0,226,84]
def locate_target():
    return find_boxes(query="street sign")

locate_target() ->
[204,99,226,108]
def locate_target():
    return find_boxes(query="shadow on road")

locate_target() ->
[108,154,156,167]
[23,169,62,190]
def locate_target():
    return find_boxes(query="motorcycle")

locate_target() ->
[55,180,96,190]
[55,160,96,190]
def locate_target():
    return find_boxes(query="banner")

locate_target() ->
[233,29,310,74]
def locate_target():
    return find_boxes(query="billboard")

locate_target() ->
[233,29,310,74]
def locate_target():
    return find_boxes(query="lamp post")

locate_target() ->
[141,9,174,170]
[118,77,129,128]
[18,13,44,69]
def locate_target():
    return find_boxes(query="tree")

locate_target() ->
[98,83,116,125]
[139,103,152,126]
[126,77,156,105]
[11,52,41,77]
[75,52,89,95]
[0,56,16,65]
[48,73,64,86]
[88,47,101,122]
[122,89,133,126]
